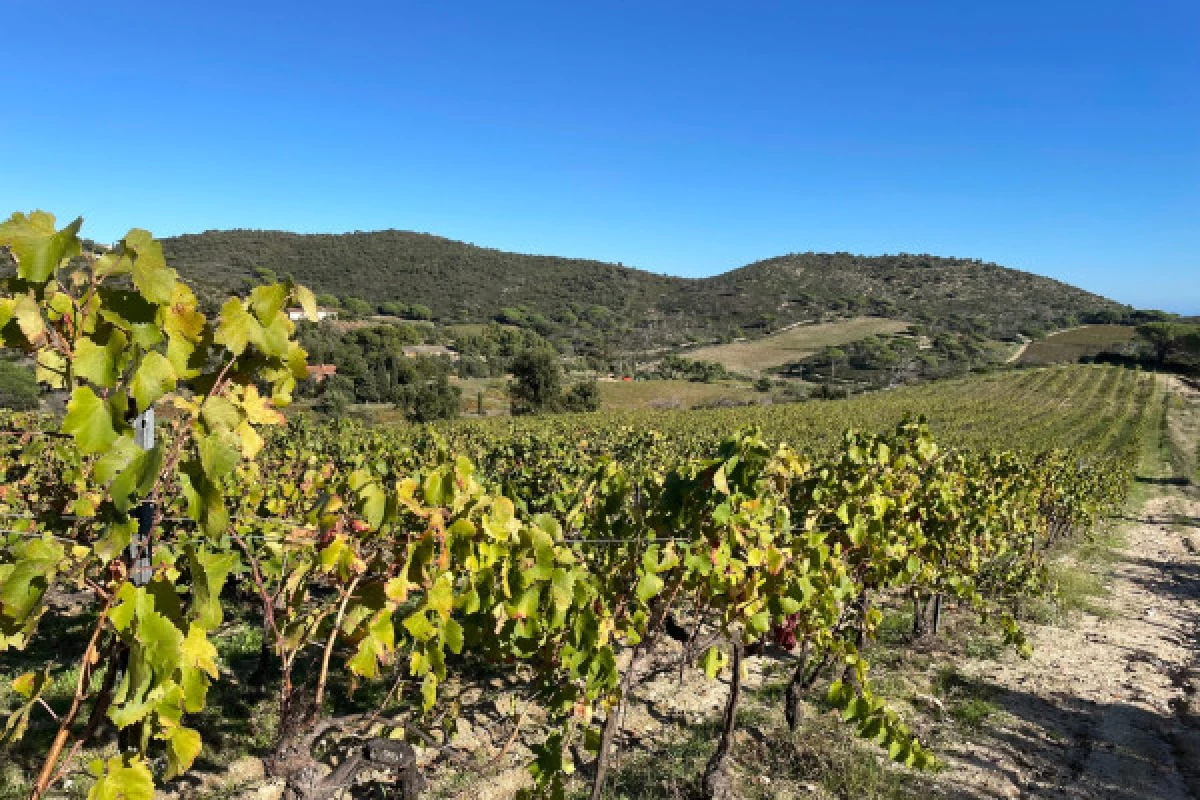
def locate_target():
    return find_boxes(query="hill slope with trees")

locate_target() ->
[161,228,1122,346]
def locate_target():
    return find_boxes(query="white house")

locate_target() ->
[286,307,339,322]
[402,344,459,361]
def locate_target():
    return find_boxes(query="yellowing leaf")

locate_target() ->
[240,385,285,425]
[12,293,46,345]
[164,726,202,779]
[294,285,318,321]
[180,625,219,679]
[87,754,154,800]
[214,297,263,356]
[713,466,730,495]
[122,228,176,304]
[236,420,264,459]
[249,283,289,324]
[426,578,454,618]
[0,211,82,284]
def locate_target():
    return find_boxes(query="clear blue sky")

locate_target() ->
[3,1,1197,313]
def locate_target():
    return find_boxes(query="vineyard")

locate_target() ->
[0,216,1164,799]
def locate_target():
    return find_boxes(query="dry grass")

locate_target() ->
[597,379,765,411]
[1018,325,1136,366]
[686,317,910,374]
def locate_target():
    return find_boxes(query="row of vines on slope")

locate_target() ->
[0,214,1142,800]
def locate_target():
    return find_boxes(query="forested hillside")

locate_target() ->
[161,229,1122,345]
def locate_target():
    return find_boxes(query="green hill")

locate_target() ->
[161,229,1122,346]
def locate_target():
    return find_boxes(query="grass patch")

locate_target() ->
[963,630,1005,661]
[586,669,932,799]
[585,719,719,799]
[950,698,998,730]
[932,666,998,731]
[1021,564,1111,624]
[875,608,915,648]
[1072,526,1127,567]
[786,713,929,800]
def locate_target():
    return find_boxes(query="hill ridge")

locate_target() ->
[161,227,1122,346]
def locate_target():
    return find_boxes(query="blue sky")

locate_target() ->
[2,1,1197,313]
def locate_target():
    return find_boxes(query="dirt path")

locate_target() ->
[1005,339,1032,364]
[936,378,1200,800]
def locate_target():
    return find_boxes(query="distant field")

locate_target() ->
[686,317,910,374]
[598,379,766,411]
[1018,325,1137,366]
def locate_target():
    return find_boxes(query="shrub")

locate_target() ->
[0,359,38,410]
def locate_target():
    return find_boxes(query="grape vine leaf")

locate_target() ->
[62,386,119,454]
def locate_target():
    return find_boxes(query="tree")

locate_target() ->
[563,379,600,412]
[342,296,373,317]
[1138,322,1200,372]
[378,301,406,316]
[397,375,461,422]
[824,347,846,380]
[406,303,433,321]
[509,349,564,415]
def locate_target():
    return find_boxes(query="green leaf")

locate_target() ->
[200,396,241,435]
[0,538,63,623]
[550,568,575,611]
[348,635,384,679]
[62,386,118,454]
[426,579,454,618]
[87,754,154,800]
[180,625,219,711]
[0,211,82,284]
[512,586,540,620]
[130,351,176,412]
[701,645,727,679]
[747,610,771,635]
[443,618,464,654]
[358,482,386,530]
[421,672,438,712]
[778,596,801,615]
[403,611,436,642]
[635,572,664,604]
[197,432,240,481]
[164,726,202,779]
[137,608,185,674]
[249,283,288,324]
[188,549,239,629]
[74,330,128,389]
[11,669,49,700]
[108,446,161,513]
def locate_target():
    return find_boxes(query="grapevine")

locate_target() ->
[0,211,1149,799]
